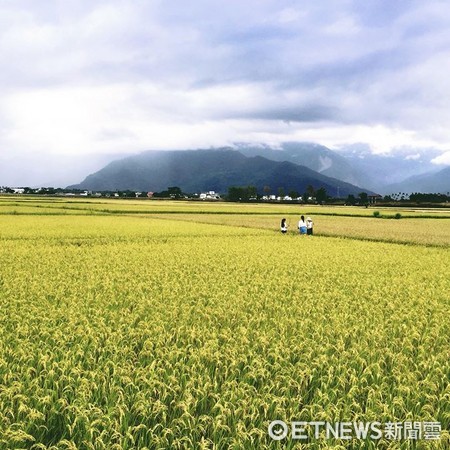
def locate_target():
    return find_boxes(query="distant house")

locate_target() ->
[200,190,221,200]
[147,192,154,198]
[368,194,383,204]
[13,188,25,194]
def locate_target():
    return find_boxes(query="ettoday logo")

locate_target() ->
[268,421,442,441]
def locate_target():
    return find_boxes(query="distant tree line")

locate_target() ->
[2,184,449,204]
[152,186,185,199]
[345,192,450,205]
[409,192,450,203]
[346,192,369,206]
[227,186,258,202]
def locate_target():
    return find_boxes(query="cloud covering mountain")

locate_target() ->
[1,1,450,186]
[384,166,450,195]
[70,149,372,197]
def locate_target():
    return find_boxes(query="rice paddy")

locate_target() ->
[0,197,448,449]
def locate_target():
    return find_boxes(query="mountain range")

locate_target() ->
[69,142,450,195]
[336,144,443,191]
[384,166,450,194]
[69,149,372,197]
[235,142,368,188]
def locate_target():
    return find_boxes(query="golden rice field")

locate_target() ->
[1,197,450,218]
[150,214,450,247]
[0,197,449,449]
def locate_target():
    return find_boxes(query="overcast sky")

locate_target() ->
[1,0,450,186]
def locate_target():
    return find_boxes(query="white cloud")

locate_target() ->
[4,85,132,155]
[405,153,421,160]
[431,151,450,165]
[2,0,450,185]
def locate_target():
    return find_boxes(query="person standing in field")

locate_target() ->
[306,216,313,235]
[280,218,288,234]
[298,215,307,235]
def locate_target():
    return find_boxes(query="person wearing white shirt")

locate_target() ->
[298,215,307,235]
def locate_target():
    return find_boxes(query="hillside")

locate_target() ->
[69,149,372,196]
[235,142,369,188]
[336,144,443,192]
[385,166,450,194]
